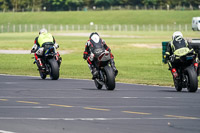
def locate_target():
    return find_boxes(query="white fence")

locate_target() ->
[0,24,192,33]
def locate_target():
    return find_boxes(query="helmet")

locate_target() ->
[172,31,183,41]
[90,32,99,39]
[90,32,100,43]
[39,28,47,35]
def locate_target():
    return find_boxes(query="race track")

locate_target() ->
[0,74,200,133]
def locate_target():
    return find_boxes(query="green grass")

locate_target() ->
[0,10,199,25]
[0,31,199,86]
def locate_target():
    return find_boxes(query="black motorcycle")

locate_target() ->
[92,48,116,90]
[168,51,198,92]
[33,44,61,80]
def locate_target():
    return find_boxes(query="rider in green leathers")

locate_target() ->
[31,28,61,69]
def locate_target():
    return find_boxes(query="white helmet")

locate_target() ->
[90,32,100,43]
[39,28,47,34]
[172,31,183,41]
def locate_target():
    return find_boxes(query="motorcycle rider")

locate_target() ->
[165,31,197,77]
[31,28,61,70]
[83,32,118,78]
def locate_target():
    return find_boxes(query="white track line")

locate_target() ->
[0,106,50,109]
[0,130,16,133]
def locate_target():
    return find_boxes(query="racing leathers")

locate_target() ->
[165,38,196,70]
[83,38,118,78]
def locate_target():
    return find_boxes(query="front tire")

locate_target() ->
[104,65,115,90]
[48,58,59,80]
[94,79,103,90]
[40,72,46,79]
[185,66,198,92]
[173,78,182,92]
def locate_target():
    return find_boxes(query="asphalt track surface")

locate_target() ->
[0,75,200,133]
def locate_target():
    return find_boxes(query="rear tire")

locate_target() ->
[104,65,115,90]
[185,66,198,92]
[94,79,103,90]
[48,58,59,80]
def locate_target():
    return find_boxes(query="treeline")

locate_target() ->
[0,0,200,11]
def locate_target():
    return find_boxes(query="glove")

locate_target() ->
[165,54,169,60]
[54,43,59,49]
[31,44,38,53]
[83,54,88,60]
[169,55,175,62]
[31,49,35,53]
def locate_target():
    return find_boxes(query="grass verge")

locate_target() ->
[0,31,199,86]
[0,10,199,25]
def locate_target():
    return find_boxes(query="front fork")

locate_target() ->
[99,70,105,82]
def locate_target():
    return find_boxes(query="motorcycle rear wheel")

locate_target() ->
[49,58,59,80]
[185,66,198,92]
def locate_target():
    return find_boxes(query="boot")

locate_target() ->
[37,59,45,71]
[110,59,118,76]
[58,56,62,67]
[88,64,98,79]
[56,52,62,67]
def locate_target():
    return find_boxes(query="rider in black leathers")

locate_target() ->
[165,31,196,70]
[83,32,118,78]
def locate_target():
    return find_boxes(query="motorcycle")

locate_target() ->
[91,48,116,90]
[33,43,61,80]
[168,50,198,92]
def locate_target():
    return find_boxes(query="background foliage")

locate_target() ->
[0,0,200,11]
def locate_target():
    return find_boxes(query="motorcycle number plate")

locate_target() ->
[177,49,187,54]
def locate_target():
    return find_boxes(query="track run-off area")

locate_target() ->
[0,74,200,133]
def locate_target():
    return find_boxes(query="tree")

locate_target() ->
[1,0,200,11]
[142,0,157,6]
[94,0,111,8]
[83,0,94,7]
[0,0,12,10]
[32,0,43,11]
[188,0,200,8]
[65,0,84,10]
[46,0,66,11]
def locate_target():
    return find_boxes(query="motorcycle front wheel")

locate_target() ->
[103,65,115,91]
[40,72,46,79]
[94,79,103,90]
[173,77,182,92]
